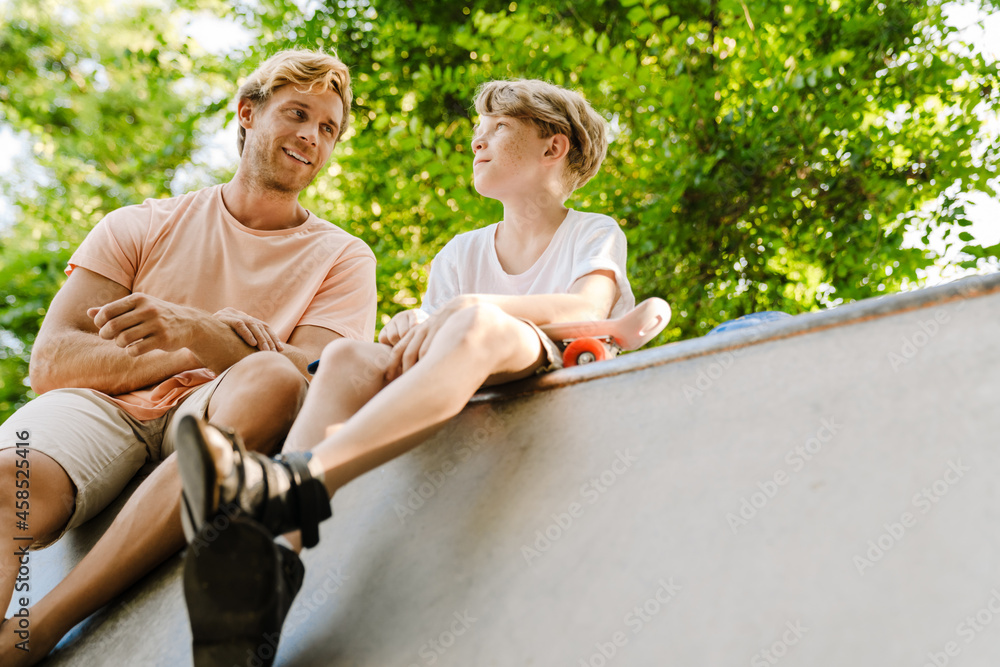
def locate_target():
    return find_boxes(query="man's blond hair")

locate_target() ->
[236,49,352,156]
[474,79,608,191]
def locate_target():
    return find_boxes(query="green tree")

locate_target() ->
[247,0,999,337]
[2,0,998,421]
[0,0,238,417]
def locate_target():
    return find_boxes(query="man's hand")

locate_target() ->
[384,296,477,382]
[214,307,284,352]
[89,293,206,357]
[378,308,430,346]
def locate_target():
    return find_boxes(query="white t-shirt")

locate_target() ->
[422,209,636,318]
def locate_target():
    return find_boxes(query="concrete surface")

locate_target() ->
[21,271,1000,666]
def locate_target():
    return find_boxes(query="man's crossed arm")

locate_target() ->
[30,267,337,396]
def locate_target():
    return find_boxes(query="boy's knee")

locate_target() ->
[450,303,516,349]
[318,338,355,366]
[318,339,390,379]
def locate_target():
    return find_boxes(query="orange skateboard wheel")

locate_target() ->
[563,338,608,367]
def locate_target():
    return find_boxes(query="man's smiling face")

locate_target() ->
[241,84,344,195]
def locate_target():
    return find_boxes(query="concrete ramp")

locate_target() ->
[26,271,1000,666]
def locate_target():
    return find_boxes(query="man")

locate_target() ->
[0,48,374,666]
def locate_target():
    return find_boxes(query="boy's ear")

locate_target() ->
[544,134,571,162]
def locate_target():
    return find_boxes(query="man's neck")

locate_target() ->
[220,175,308,231]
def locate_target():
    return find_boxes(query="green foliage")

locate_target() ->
[1,0,998,421]
[0,0,238,416]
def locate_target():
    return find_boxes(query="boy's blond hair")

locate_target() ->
[474,79,608,191]
[237,49,352,156]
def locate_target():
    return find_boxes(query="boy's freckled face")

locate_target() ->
[471,115,549,198]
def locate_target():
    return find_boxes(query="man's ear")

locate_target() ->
[544,134,571,162]
[237,97,255,130]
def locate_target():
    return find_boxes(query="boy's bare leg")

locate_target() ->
[276,339,417,551]
[311,304,543,494]
[0,353,306,667]
[182,305,543,549]
[283,340,394,453]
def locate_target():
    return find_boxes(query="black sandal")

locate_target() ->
[176,414,332,548]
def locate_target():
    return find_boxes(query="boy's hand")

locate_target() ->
[214,308,284,352]
[384,297,477,381]
[378,308,430,346]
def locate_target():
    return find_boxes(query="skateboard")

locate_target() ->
[306,297,671,373]
[541,297,671,367]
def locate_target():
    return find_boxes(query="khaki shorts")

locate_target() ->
[522,320,565,374]
[525,320,621,373]
[0,371,230,548]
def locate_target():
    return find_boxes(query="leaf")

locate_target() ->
[626,6,646,24]
[636,21,656,38]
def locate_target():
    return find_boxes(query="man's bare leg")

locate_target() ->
[0,352,306,667]
[0,451,76,613]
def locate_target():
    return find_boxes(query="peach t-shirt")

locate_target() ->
[67,184,377,420]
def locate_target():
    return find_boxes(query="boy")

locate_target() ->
[177,78,635,564]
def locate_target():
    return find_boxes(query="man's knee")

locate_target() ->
[229,352,307,405]
[0,448,76,540]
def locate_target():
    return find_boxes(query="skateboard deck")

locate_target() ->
[541,297,671,367]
